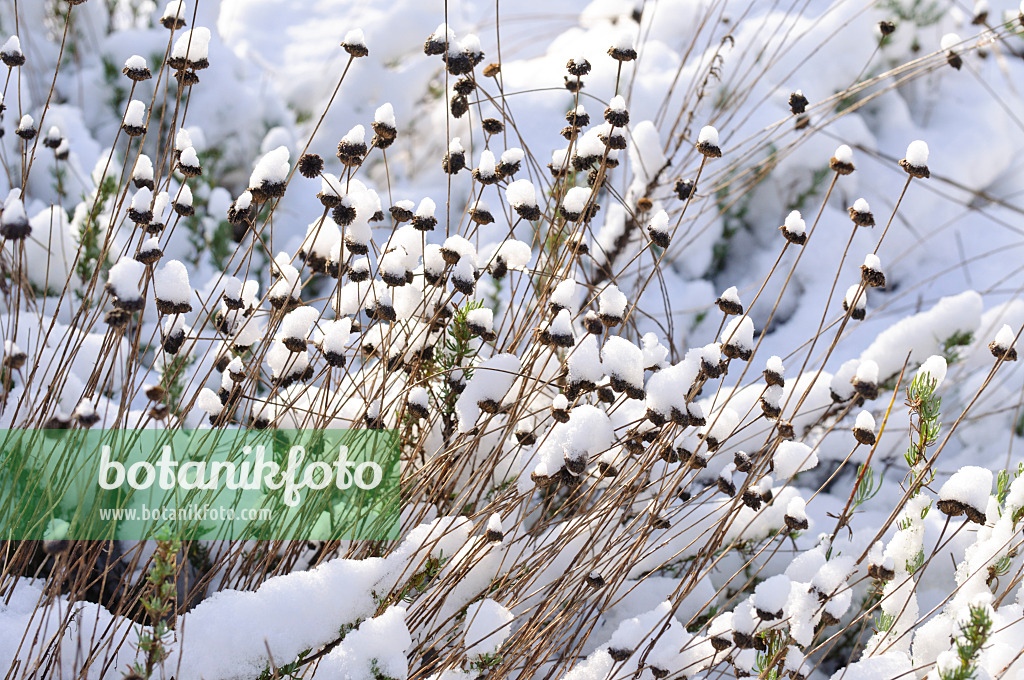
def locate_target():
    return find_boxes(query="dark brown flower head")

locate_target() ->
[789,90,808,115]
[564,75,584,93]
[879,20,895,36]
[567,56,591,76]
[298,153,324,178]
[481,118,504,134]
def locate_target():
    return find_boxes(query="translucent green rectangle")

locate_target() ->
[0,429,399,541]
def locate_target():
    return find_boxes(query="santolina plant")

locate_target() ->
[2,1,1024,680]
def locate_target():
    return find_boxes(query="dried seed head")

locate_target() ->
[780,209,806,245]
[899,139,930,178]
[941,33,963,70]
[989,324,1018,361]
[482,62,501,77]
[16,115,37,140]
[843,285,866,319]
[860,253,885,288]
[696,125,722,157]
[567,55,591,76]
[879,20,896,35]
[297,153,324,178]
[481,118,504,134]
[341,28,369,57]
[674,177,696,200]
[123,55,152,81]
[1,36,25,67]
[604,95,629,127]
[160,1,187,29]
[789,90,808,114]
[848,197,874,227]
[852,410,876,445]
[608,32,638,61]
[830,144,855,174]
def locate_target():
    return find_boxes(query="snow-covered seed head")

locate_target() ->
[830,144,855,174]
[843,284,866,320]
[472,150,499,185]
[550,394,570,423]
[466,307,497,342]
[248,146,290,200]
[607,31,637,61]
[598,285,627,327]
[173,183,194,216]
[848,197,874,227]
[469,199,494,225]
[860,253,885,288]
[941,33,963,69]
[160,1,187,29]
[764,355,785,387]
[674,177,696,201]
[566,54,591,76]
[899,140,930,178]
[177,146,202,177]
[121,100,148,137]
[715,286,743,316]
[646,210,670,248]
[0,196,30,240]
[371,102,397,148]
[852,410,876,445]
[496,147,524,177]
[451,255,477,295]
[717,463,737,497]
[43,125,63,149]
[761,385,783,420]
[789,90,808,115]
[170,27,211,70]
[989,324,1018,361]
[424,23,453,55]
[2,341,27,371]
[780,209,807,245]
[784,496,809,531]
[696,125,722,157]
[937,466,992,524]
[154,260,193,314]
[132,154,155,189]
[412,197,437,232]
[161,315,190,355]
[341,28,368,57]
[15,115,36,140]
[561,186,598,222]
[604,95,629,127]
[137,236,163,265]
[721,316,754,361]
[506,179,540,221]
[336,125,367,167]
[1,36,25,67]
[851,358,879,400]
[442,137,466,174]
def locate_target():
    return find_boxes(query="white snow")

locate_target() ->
[562,186,593,215]
[131,187,153,212]
[939,466,992,511]
[456,354,521,432]
[915,355,947,388]
[774,441,819,479]
[993,324,1016,349]
[648,210,668,235]
[551,279,578,313]
[833,144,853,164]
[941,33,962,52]
[905,140,929,167]
[125,55,147,71]
[766,355,785,378]
[154,260,192,304]
[161,1,185,22]
[278,306,319,343]
[786,496,807,523]
[608,95,626,113]
[568,335,603,387]
[1,36,22,57]
[171,27,211,63]
[784,210,806,236]
[320,319,352,355]
[179,146,200,169]
[599,285,627,319]
[854,359,879,384]
[466,307,494,334]
[719,285,740,305]
[341,124,365,146]
[500,148,524,164]
[249,146,290,187]
[506,180,537,210]
[853,197,870,213]
[845,285,866,311]
[754,575,791,615]
[855,410,876,433]
[698,125,719,145]
[107,258,145,301]
[416,197,436,218]
[721,316,754,350]
[602,336,643,388]
[134,155,154,182]
[464,599,514,659]
[476,150,496,176]
[342,28,366,48]
[374,102,395,127]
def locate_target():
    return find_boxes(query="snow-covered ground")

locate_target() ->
[3,0,1024,678]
